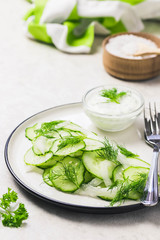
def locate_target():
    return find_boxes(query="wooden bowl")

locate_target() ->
[102,32,160,81]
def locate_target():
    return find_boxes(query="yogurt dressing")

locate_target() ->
[83,86,144,132]
[86,88,141,116]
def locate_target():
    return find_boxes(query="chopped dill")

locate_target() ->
[118,145,139,158]
[100,88,127,104]
[110,172,148,206]
[57,136,84,151]
[97,138,119,165]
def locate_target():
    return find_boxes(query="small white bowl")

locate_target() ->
[83,85,144,132]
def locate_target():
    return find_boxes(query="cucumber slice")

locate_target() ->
[77,183,118,200]
[50,138,85,156]
[112,165,124,182]
[98,187,118,201]
[54,120,71,129]
[128,192,141,200]
[78,181,140,201]
[57,130,71,138]
[43,168,53,186]
[69,150,83,157]
[82,151,116,185]
[84,170,94,184]
[39,156,63,169]
[118,154,150,169]
[89,178,103,186]
[84,138,104,151]
[70,131,86,137]
[32,136,54,155]
[99,188,140,201]
[43,129,71,139]
[25,123,41,140]
[123,166,149,181]
[49,156,85,192]
[85,131,103,141]
[42,130,60,139]
[112,166,149,201]
[24,148,53,166]
[62,122,83,132]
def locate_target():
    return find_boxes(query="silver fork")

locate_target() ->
[141,103,160,207]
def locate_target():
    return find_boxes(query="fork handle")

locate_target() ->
[141,148,159,207]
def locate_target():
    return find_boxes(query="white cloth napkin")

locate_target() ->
[24,0,160,53]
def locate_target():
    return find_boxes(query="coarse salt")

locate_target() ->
[106,34,157,59]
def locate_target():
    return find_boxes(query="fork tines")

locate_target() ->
[144,102,160,136]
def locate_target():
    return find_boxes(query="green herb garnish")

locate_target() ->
[63,162,81,187]
[118,145,139,158]
[97,138,119,165]
[35,121,85,139]
[57,136,84,151]
[50,161,82,188]
[36,120,64,134]
[110,173,148,206]
[35,121,65,139]
[0,188,28,228]
[100,88,127,104]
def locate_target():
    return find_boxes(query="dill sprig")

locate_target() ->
[41,121,64,131]
[50,162,82,187]
[97,138,119,165]
[63,162,81,187]
[35,121,65,138]
[118,145,139,158]
[57,136,84,151]
[100,88,127,104]
[110,172,148,206]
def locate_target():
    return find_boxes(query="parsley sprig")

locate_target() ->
[0,188,28,228]
[100,88,127,104]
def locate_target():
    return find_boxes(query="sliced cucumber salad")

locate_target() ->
[24,120,151,206]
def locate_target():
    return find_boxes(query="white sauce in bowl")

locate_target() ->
[87,89,141,116]
[83,86,144,132]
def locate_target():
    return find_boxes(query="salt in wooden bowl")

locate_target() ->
[102,32,160,81]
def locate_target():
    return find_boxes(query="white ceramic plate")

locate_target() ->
[5,102,153,213]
